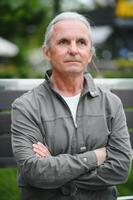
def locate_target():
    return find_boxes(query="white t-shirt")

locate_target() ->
[61,93,81,127]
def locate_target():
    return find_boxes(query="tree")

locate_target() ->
[0,0,53,77]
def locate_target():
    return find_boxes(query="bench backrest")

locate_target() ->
[111,89,133,148]
[0,88,133,167]
[0,90,27,167]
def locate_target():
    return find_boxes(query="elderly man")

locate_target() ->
[11,12,131,200]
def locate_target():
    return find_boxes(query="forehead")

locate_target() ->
[51,20,90,40]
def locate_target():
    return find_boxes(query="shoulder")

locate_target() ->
[97,86,123,112]
[12,81,47,111]
[99,86,121,103]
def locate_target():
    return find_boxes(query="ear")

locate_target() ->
[42,46,51,61]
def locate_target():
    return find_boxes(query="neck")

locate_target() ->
[50,71,84,97]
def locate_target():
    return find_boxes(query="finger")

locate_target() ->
[33,143,50,154]
[36,142,51,155]
[32,143,51,157]
[37,142,46,148]
[33,145,47,154]
[33,146,48,157]
[37,142,51,154]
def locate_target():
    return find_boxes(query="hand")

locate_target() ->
[94,147,107,166]
[32,142,51,158]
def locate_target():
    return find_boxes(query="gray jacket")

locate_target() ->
[11,71,131,200]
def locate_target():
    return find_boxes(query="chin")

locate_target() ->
[65,68,84,74]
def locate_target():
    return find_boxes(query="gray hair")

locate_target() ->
[43,12,95,54]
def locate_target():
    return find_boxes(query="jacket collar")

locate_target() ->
[45,70,99,98]
[83,72,99,97]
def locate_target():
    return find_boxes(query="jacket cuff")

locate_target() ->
[78,151,97,171]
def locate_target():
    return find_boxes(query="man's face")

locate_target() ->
[44,20,93,75]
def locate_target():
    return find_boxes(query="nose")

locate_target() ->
[68,41,78,55]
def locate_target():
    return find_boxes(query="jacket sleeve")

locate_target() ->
[74,101,132,190]
[11,99,97,189]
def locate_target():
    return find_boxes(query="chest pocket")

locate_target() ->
[79,114,111,150]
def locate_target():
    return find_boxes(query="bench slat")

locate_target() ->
[118,196,133,200]
[0,90,26,110]
[0,135,13,157]
[0,113,11,135]
[0,158,16,167]
[0,135,16,167]
[125,111,133,129]
[129,131,133,149]
[111,89,133,108]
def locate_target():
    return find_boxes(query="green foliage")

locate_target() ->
[89,68,133,78]
[116,58,133,69]
[102,69,133,78]
[0,0,53,78]
[0,0,50,41]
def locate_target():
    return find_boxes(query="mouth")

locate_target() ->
[64,60,81,63]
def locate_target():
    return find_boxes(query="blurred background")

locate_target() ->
[0,0,133,78]
[0,0,133,199]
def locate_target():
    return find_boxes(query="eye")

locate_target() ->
[77,39,87,46]
[58,39,69,45]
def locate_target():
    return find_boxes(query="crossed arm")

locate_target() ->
[32,142,106,166]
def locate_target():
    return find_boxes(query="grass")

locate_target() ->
[118,163,133,196]
[0,167,20,200]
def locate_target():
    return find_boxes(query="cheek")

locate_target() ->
[85,53,92,63]
[50,53,65,67]
[81,53,91,63]
[51,48,66,60]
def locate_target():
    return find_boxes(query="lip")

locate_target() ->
[64,60,81,63]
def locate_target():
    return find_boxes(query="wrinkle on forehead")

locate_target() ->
[51,20,91,41]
